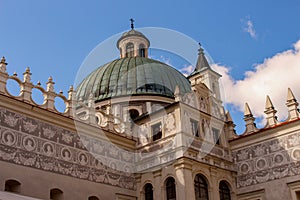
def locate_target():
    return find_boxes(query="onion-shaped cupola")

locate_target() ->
[116,18,150,58]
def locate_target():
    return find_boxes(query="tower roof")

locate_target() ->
[195,46,211,71]
[188,45,221,78]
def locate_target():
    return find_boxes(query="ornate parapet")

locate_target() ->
[0,57,129,137]
[235,88,300,137]
[0,58,74,117]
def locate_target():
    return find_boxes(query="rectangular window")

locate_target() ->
[190,119,199,137]
[152,123,162,141]
[212,128,220,145]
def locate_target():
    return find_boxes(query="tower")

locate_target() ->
[188,45,222,101]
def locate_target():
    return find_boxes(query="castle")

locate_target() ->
[0,26,300,200]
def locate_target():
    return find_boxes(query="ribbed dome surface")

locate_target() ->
[76,57,191,101]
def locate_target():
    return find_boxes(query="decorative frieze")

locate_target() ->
[0,107,136,190]
[233,130,300,188]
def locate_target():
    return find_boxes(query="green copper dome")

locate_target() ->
[76,57,191,102]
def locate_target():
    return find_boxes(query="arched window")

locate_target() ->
[88,196,99,200]
[129,109,140,121]
[126,43,134,57]
[5,179,21,193]
[139,44,146,57]
[194,174,209,200]
[219,181,231,200]
[166,177,176,200]
[50,188,64,200]
[144,183,153,200]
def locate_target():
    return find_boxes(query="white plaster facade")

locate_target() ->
[0,28,299,200]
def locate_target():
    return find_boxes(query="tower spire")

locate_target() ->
[195,42,211,72]
[130,18,135,30]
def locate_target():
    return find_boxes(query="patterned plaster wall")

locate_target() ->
[0,107,136,191]
[232,130,300,188]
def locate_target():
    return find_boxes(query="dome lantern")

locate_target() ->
[116,19,150,59]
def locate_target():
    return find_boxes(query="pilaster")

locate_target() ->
[153,170,162,200]
[174,158,194,200]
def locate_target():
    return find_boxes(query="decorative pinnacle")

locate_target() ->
[244,102,253,116]
[48,76,53,82]
[1,56,7,65]
[46,76,55,92]
[25,67,30,73]
[225,111,233,122]
[0,56,8,73]
[265,95,274,110]
[23,67,32,83]
[287,88,297,102]
[130,18,135,30]
[68,85,75,101]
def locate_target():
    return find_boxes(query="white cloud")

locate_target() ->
[213,39,300,126]
[242,17,257,39]
[159,55,172,66]
[180,65,194,77]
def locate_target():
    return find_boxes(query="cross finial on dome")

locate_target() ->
[198,42,204,53]
[130,18,135,30]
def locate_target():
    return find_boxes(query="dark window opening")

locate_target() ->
[144,183,153,200]
[152,122,162,141]
[212,128,220,145]
[139,44,146,57]
[296,191,300,200]
[191,119,199,137]
[50,188,64,200]
[194,174,209,200]
[5,179,21,193]
[129,109,140,121]
[166,177,176,200]
[88,196,99,200]
[140,48,146,57]
[219,181,231,200]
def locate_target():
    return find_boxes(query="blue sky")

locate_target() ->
[1,0,300,133]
